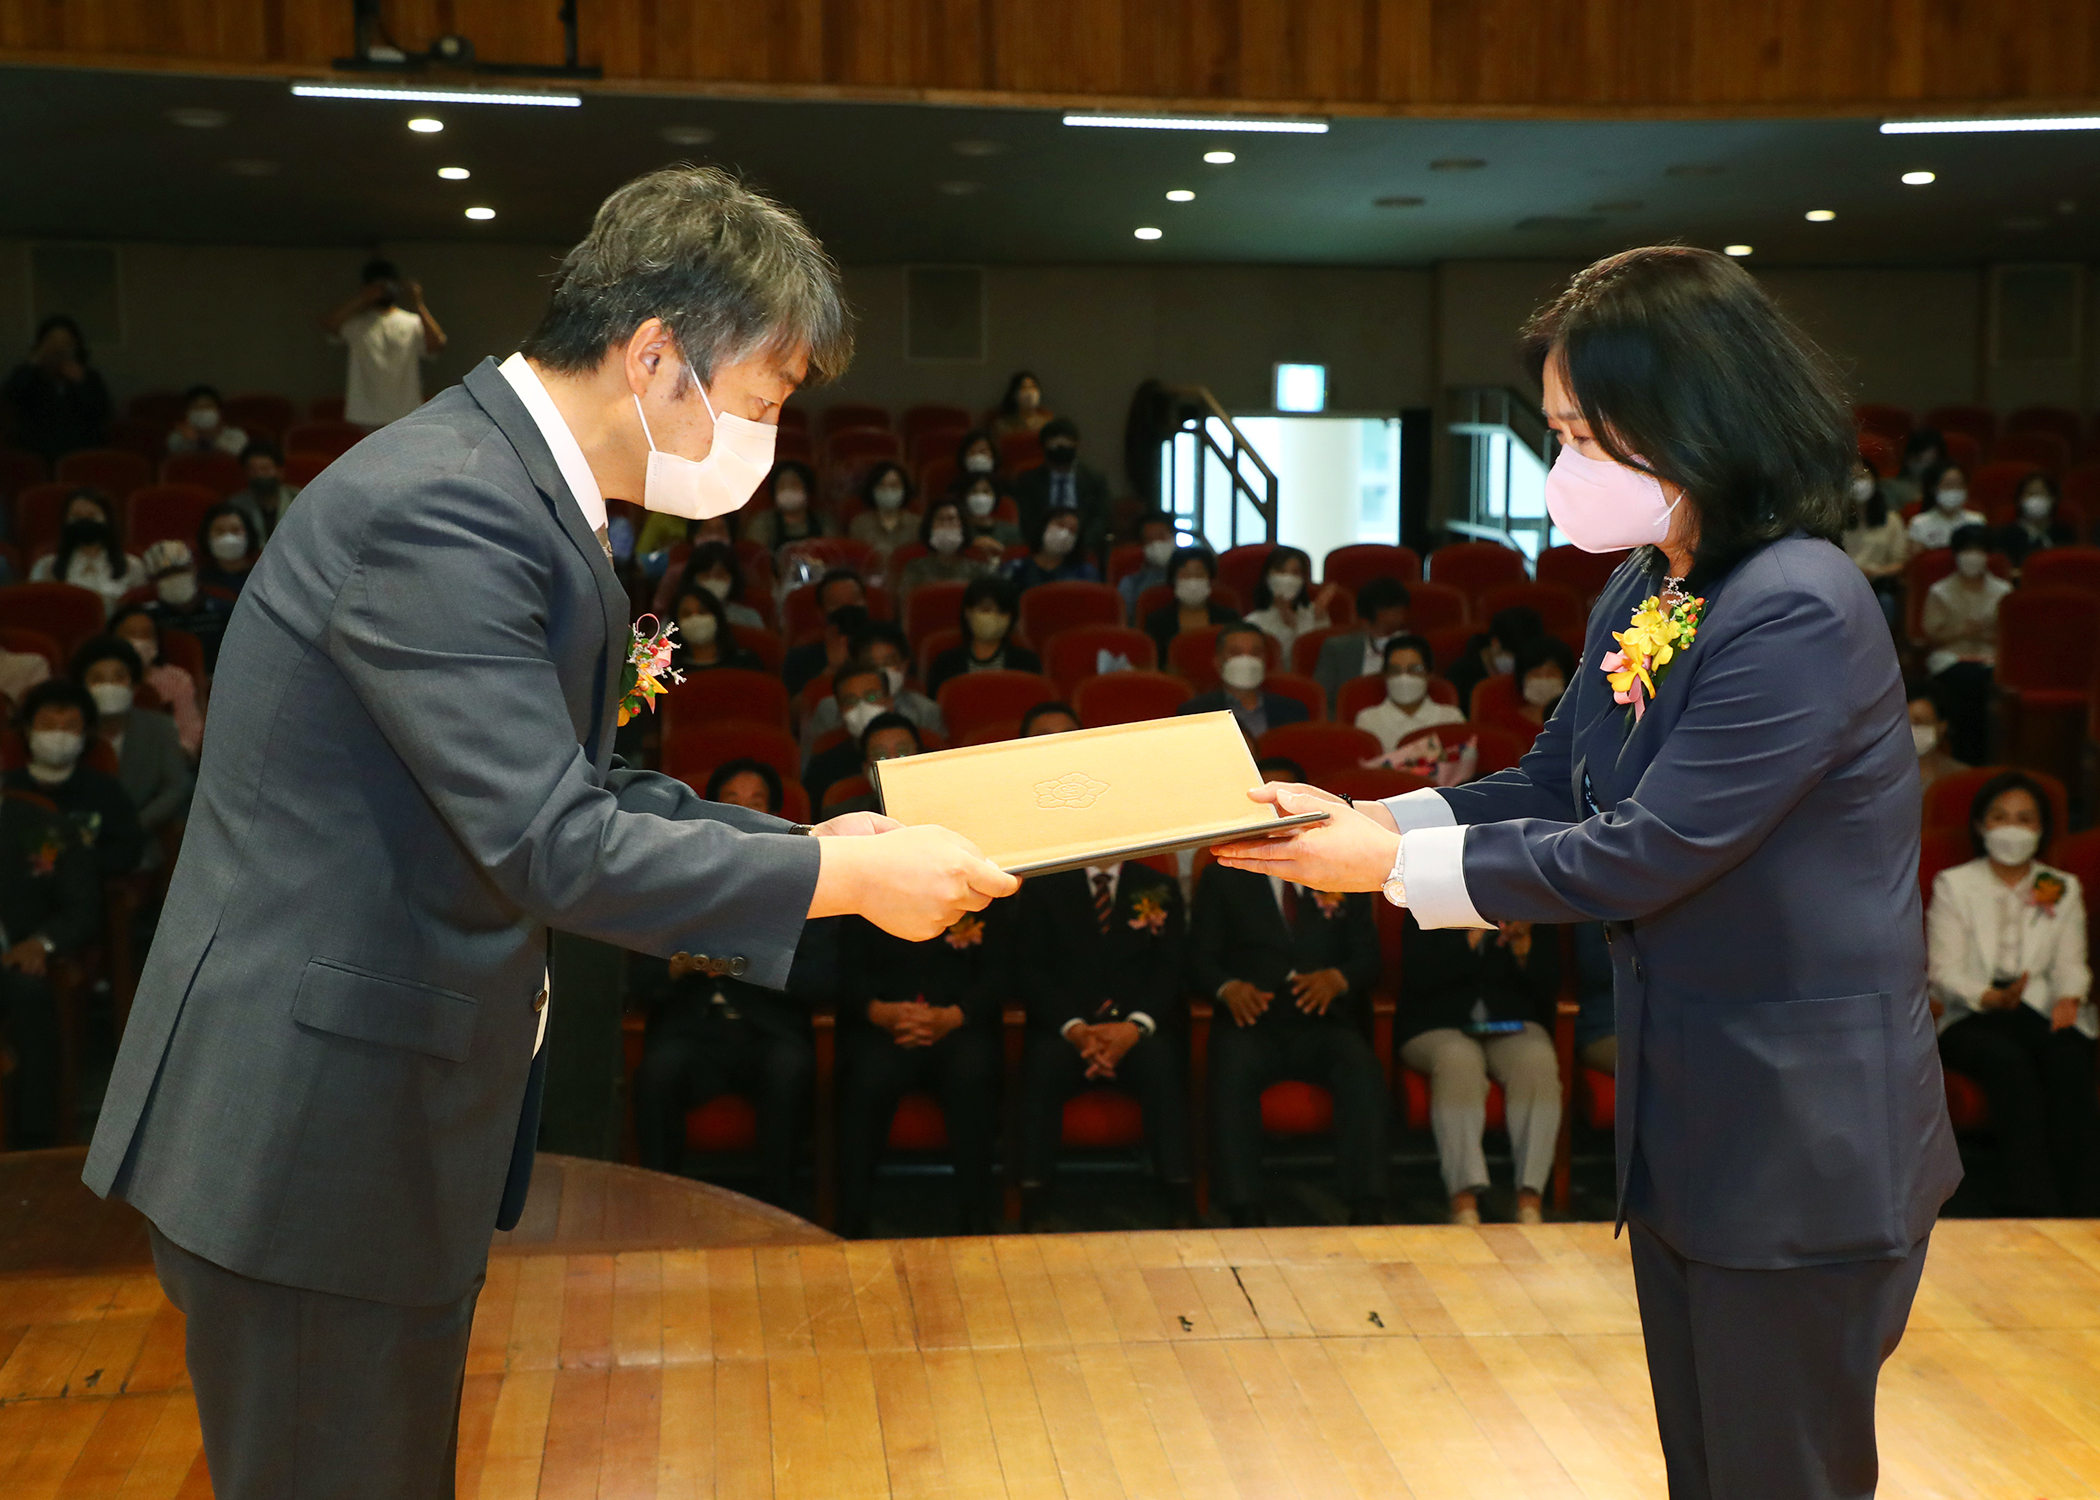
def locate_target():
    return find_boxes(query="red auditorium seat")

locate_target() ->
[778,405,810,433]
[1043,625,1156,694]
[938,669,1059,740]
[127,391,187,427]
[125,484,220,551]
[14,483,74,561]
[780,576,891,644]
[1322,543,1422,591]
[1135,581,1243,622]
[1265,672,1326,724]
[821,775,874,811]
[997,431,1041,474]
[1996,592,2100,740]
[824,428,902,487]
[1925,404,1996,454]
[1923,765,2069,837]
[160,628,206,683]
[659,669,791,739]
[1168,625,1279,691]
[221,392,296,437]
[1577,1068,1614,1133]
[1255,722,1381,781]
[731,626,786,674]
[0,627,62,676]
[106,417,166,463]
[309,396,346,421]
[820,402,891,436]
[1854,403,1913,446]
[1074,670,1192,726]
[1291,627,1344,678]
[1477,581,1586,637]
[887,1092,950,1150]
[1857,432,1898,479]
[1992,432,2068,474]
[1970,460,2039,517]
[1427,541,1528,607]
[284,453,333,488]
[1262,1081,1336,1136]
[1917,825,1972,903]
[1215,544,1274,604]
[685,1094,761,1153]
[1940,431,1981,475]
[2019,547,2100,596]
[1017,580,1121,646]
[660,723,800,788]
[282,421,369,460]
[0,449,46,501]
[1468,672,1521,724]
[1400,580,1469,634]
[1399,1069,1506,1132]
[904,579,967,649]
[1535,545,1629,606]
[160,450,244,494]
[1106,543,1146,591]
[1941,1070,1990,1132]
[55,449,151,500]
[1061,1088,1147,1149]
[2006,405,2082,450]
[0,583,105,653]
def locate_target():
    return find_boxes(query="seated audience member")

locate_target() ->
[136,541,234,673]
[1142,545,1239,663]
[165,383,247,456]
[5,681,145,878]
[1004,507,1098,592]
[1884,428,1946,510]
[1398,909,1563,1225]
[0,782,99,1146]
[72,636,192,855]
[1192,756,1388,1227]
[1998,472,2077,570]
[991,370,1053,438]
[676,541,767,631]
[848,461,918,571]
[1929,771,2099,1215]
[1013,850,1194,1228]
[706,756,784,814]
[646,515,742,615]
[927,576,1041,697]
[1314,578,1415,710]
[1920,523,2008,765]
[1011,418,1109,558]
[1573,923,1616,1076]
[31,491,145,615]
[834,905,1008,1237]
[1355,634,1463,751]
[1446,605,1544,718]
[955,427,1005,482]
[802,622,943,756]
[1907,462,1985,551]
[823,713,922,816]
[1176,623,1307,740]
[1908,680,1967,797]
[1490,637,1576,740]
[196,503,261,598]
[670,587,763,674]
[1020,701,1081,737]
[3,314,111,462]
[781,570,869,697]
[232,440,299,540]
[1244,545,1336,656]
[1841,460,1909,627]
[1116,510,1179,622]
[955,471,1022,564]
[897,497,991,601]
[741,459,827,551]
[802,658,897,807]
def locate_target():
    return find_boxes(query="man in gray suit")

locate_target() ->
[84,166,1015,1499]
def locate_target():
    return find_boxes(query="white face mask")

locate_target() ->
[1143,539,1176,569]
[1936,486,1967,512]
[774,484,807,513]
[1490,651,1517,676]
[1911,723,1938,757]
[1042,525,1077,557]
[1174,576,1212,608]
[156,573,198,607]
[122,635,158,667]
[678,611,718,645]
[1954,550,1988,579]
[873,483,906,513]
[2022,495,2053,523]
[633,368,777,520]
[210,531,248,562]
[1219,654,1265,691]
[1851,476,1877,502]
[1267,572,1304,603]
[966,489,997,518]
[964,452,995,474]
[28,729,83,771]
[1983,823,2040,867]
[89,682,134,717]
[930,526,964,555]
[189,406,220,430]
[1386,670,1429,707]
[841,699,885,739]
[968,609,1009,643]
[881,666,907,698]
[1522,674,1564,708]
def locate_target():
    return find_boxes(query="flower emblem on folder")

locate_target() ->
[617,615,685,727]
[1601,585,1704,723]
[1035,771,1108,810]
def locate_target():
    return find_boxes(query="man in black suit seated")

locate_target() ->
[1013,855,1196,1229]
[780,570,869,698]
[1009,417,1110,559]
[0,786,99,1146]
[801,656,895,808]
[6,680,145,878]
[834,903,1010,1237]
[1176,623,1309,741]
[1191,756,1388,1226]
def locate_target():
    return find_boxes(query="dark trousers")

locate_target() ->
[1209,1021,1388,1209]
[1629,1219,1930,1500]
[632,1010,813,1208]
[1939,1005,2100,1215]
[1931,661,1994,765]
[836,1026,1000,1237]
[0,970,60,1147]
[149,1224,483,1500]
[1020,1032,1192,1186]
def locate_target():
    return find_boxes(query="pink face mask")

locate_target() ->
[1544,444,1681,553]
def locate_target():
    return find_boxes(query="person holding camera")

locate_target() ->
[322,257,448,428]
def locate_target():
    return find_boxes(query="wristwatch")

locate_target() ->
[1380,838,1407,908]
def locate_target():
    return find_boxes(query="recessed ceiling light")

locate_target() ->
[661,124,716,146]
[951,139,1005,157]
[437,166,471,181]
[1804,208,1836,222]
[464,206,496,220]
[1165,189,1195,202]
[1723,243,1753,257]
[168,107,230,129]
[1429,157,1486,171]
[1062,114,1327,133]
[1203,150,1236,164]
[1901,170,1936,185]
[407,117,444,133]
[1373,195,1425,208]
[291,83,579,107]
[1882,115,2100,134]
[1133,227,1163,240]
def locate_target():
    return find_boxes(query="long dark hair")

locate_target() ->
[1521,246,1854,586]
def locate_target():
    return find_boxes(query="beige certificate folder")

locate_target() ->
[869,711,1327,875]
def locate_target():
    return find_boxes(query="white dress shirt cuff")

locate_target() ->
[1127,1011,1157,1036]
[1401,825,1491,929]
[1060,1018,1084,1039]
[1380,787,1457,832]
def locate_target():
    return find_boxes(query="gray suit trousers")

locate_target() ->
[1629,1218,1930,1500]
[150,1224,483,1500]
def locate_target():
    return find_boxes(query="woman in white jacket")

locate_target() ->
[1928,769,2099,1215]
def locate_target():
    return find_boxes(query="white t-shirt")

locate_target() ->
[337,306,429,427]
[1355,698,1464,753]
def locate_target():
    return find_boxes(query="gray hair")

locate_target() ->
[521,164,853,385]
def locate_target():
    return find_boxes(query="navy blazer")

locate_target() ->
[1420,535,1959,1269]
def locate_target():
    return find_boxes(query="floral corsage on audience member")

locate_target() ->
[1127,892,1171,935]
[1311,890,1345,918]
[2029,871,2067,916]
[616,615,684,727]
[26,830,65,879]
[1602,585,1705,723]
[944,914,986,950]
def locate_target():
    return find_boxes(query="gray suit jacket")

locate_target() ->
[1314,631,1376,711]
[1424,536,1960,1268]
[114,707,193,836]
[85,359,822,1305]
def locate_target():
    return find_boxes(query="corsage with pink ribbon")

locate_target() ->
[1601,584,1704,722]
[617,615,684,727]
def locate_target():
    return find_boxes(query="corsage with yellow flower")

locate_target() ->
[1127,892,1170,935]
[617,615,685,727]
[943,914,987,950]
[2030,872,2067,916]
[1600,583,1704,723]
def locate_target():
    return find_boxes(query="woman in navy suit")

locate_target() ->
[1218,246,1960,1500]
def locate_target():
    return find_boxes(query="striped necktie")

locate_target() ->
[1092,872,1114,934]
[594,525,612,559]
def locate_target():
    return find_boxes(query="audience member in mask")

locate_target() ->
[2,314,111,461]
[322,257,445,428]
[1019,701,1081,738]
[166,384,248,457]
[1116,510,1179,623]
[705,756,783,814]
[953,473,1021,563]
[1175,623,1306,741]
[801,659,897,808]
[1907,462,1985,551]
[1920,523,2008,764]
[954,428,1004,483]
[1354,634,1462,752]
[1313,577,1414,711]
[1244,545,1338,656]
[231,439,300,539]
[1003,507,1098,592]
[1489,636,1577,741]
[671,541,766,631]
[897,497,992,601]
[109,606,203,760]
[780,568,870,698]
[195,504,261,598]
[1011,417,1108,557]
[669,587,762,674]
[136,541,234,673]
[1907,680,1967,798]
[1447,605,1545,719]
[72,636,193,859]
[1840,459,1909,627]
[4,680,145,878]
[0,773,98,1146]
[820,713,923,817]
[1882,428,1947,510]
[741,459,826,551]
[847,461,918,569]
[802,622,943,757]
[1997,472,2077,570]
[1142,545,1237,662]
[990,370,1053,438]
[927,576,1039,697]
[1929,771,2099,1215]
[30,496,146,616]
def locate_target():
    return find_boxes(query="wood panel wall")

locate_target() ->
[3,0,2097,116]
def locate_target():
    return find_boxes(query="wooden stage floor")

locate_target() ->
[3,1179,2100,1499]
